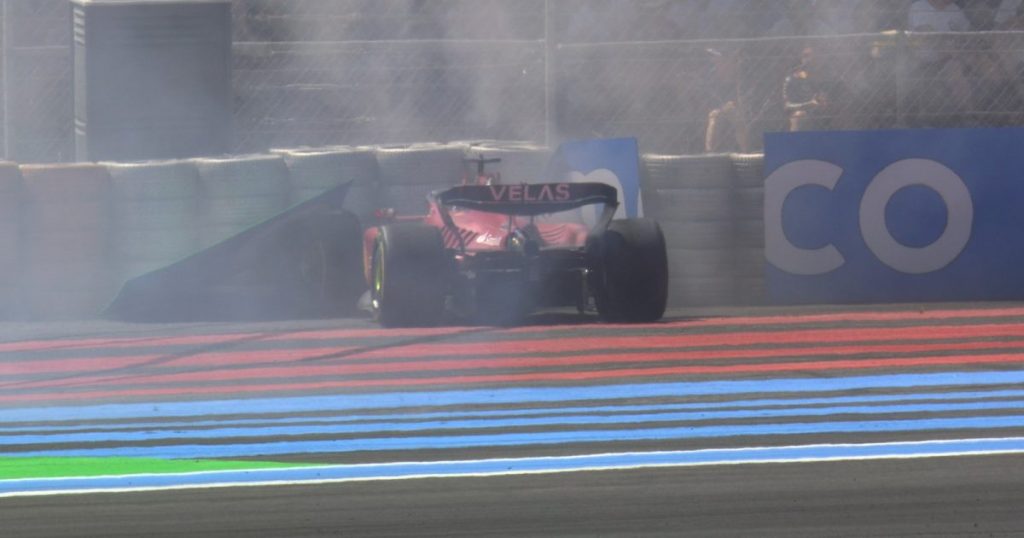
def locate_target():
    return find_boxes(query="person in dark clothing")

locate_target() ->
[704,47,751,152]
[783,47,833,131]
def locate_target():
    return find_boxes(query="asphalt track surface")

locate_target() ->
[3,304,1024,536]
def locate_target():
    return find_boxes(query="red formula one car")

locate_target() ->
[363,157,668,326]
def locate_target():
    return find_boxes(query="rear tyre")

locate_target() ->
[589,218,669,323]
[371,224,449,327]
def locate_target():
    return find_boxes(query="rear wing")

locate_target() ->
[435,182,618,252]
[435,182,618,216]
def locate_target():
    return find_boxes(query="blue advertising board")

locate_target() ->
[765,128,1024,303]
[547,137,643,218]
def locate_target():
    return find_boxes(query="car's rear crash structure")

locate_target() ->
[364,181,668,326]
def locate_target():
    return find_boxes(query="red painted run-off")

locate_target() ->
[11,340,1024,391]
[5,305,1024,354]
[5,349,1024,405]
[6,322,1024,381]
[345,323,1024,359]
[3,306,1024,403]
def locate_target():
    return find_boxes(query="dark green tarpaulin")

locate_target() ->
[104,182,365,322]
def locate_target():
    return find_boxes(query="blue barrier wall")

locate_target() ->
[765,128,1024,304]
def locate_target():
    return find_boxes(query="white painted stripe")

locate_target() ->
[4,437,1024,498]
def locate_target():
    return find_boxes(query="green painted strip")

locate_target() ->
[0,457,312,480]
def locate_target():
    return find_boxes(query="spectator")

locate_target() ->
[704,47,752,152]
[783,47,834,130]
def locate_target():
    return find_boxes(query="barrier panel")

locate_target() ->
[105,184,363,322]
[765,128,1023,304]
[20,163,114,319]
[376,143,469,215]
[104,160,201,285]
[193,154,291,249]
[5,146,778,319]
[641,153,737,306]
[730,153,766,305]
[273,146,380,226]
[0,163,25,319]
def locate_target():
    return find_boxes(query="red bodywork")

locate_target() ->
[362,197,589,286]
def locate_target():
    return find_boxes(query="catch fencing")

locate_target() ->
[3,1,1024,162]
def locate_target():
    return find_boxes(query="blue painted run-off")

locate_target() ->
[13,415,1024,459]
[6,370,1024,423]
[5,399,1024,447]
[8,389,1024,434]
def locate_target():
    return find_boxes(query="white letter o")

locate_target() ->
[859,159,973,274]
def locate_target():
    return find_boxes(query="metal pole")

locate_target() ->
[543,0,554,147]
[2,0,9,160]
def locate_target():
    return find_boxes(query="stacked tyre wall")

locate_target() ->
[375,143,471,216]
[0,164,25,319]
[641,152,766,307]
[1,145,765,320]
[20,164,114,319]
[104,161,201,286]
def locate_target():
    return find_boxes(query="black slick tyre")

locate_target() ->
[590,218,669,322]
[370,223,449,327]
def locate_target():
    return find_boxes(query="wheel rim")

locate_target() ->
[371,243,384,313]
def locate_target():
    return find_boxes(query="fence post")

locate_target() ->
[544,0,555,147]
[2,0,8,160]
[896,31,908,128]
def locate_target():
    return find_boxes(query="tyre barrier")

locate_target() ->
[0,163,23,319]
[730,152,765,188]
[380,184,439,217]
[642,153,733,189]
[733,276,767,305]
[667,276,740,307]
[732,247,767,279]
[658,220,735,250]
[646,187,734,222]
[376,143,469,216]
[638,152,772,307]
[642,154,738,307]
[193,154,291,249]
[273,146,380,227]
[376,142,470,187]
[730,155,765,305]
[734,218,765,248]
[20,164,114,319]
[733,186,764,222]
[104,160,200,285]
[666,248,736,278]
